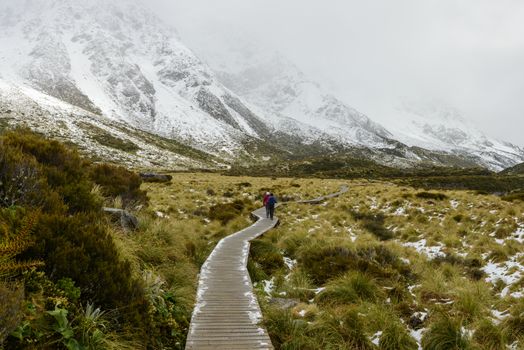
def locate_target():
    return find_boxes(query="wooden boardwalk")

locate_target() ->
[185,186,348,349]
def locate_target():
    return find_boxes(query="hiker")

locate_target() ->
[263,192,270,218]
[266,193,277,220]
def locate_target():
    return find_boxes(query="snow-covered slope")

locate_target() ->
[380,102,524,171]
[1,0,521,170]
[0,0,274,158]
[0,79,221,169]
[200,40,394,149]
[186,33,524,170]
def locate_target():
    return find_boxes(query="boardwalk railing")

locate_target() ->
[185,185,348,349]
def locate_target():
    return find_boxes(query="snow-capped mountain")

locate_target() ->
[0,0,522,170]
[0,79,224,169]
[379,101,524,171]
[185,33,524,170]
[0,0,276,158]
[198,40,394,149]
[0,0,401,162]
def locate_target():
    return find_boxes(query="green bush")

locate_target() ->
[208,199,247,224]
[502,191,524,202]
[299,243,353,284]
[0,144,45,208]
[89,163,148,207]
[0,130,154,346]
[2,129,100,213]
[404,174,524,194]
[25,212,149,326]
[0,282,24,345]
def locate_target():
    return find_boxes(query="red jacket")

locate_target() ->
[263,194,270,206]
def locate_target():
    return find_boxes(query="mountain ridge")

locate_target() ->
[0,0,522,171]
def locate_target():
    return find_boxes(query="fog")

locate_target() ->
[147,0,524,146]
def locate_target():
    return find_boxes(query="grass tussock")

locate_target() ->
[421,313,470,350]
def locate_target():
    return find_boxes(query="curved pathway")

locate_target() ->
[185,185,348,349]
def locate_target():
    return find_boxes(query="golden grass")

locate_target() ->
[106,173,524,348]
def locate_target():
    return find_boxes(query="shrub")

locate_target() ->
[1,129,100,213]
[25,212,149,326]
[422,313,471,350]
[208,199,247,224]
[90,163,148,207]
[0,144,45,208]
[92,131,139,153]
[502,191,524,202]
[0,282,24,345]
[299,243,354,284]
[0,130,161,346]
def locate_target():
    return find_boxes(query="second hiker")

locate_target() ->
[266,193,277,220]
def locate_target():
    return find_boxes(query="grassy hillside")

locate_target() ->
[228,154,524,200]
[501,162,524,175]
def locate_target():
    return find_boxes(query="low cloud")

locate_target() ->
[147,0,524,145]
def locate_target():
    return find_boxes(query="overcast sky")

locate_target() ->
[147,0,524,146]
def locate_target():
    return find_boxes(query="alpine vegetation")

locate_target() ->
[1,0,524,349]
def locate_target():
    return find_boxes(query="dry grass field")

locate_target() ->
[248,180,524,349]
[3,133,523,349]
[118,173,524,349]
[112,173,344,347]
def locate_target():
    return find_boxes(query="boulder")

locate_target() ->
[139,172,173,183]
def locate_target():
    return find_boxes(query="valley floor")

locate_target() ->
[142,173,524,349]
